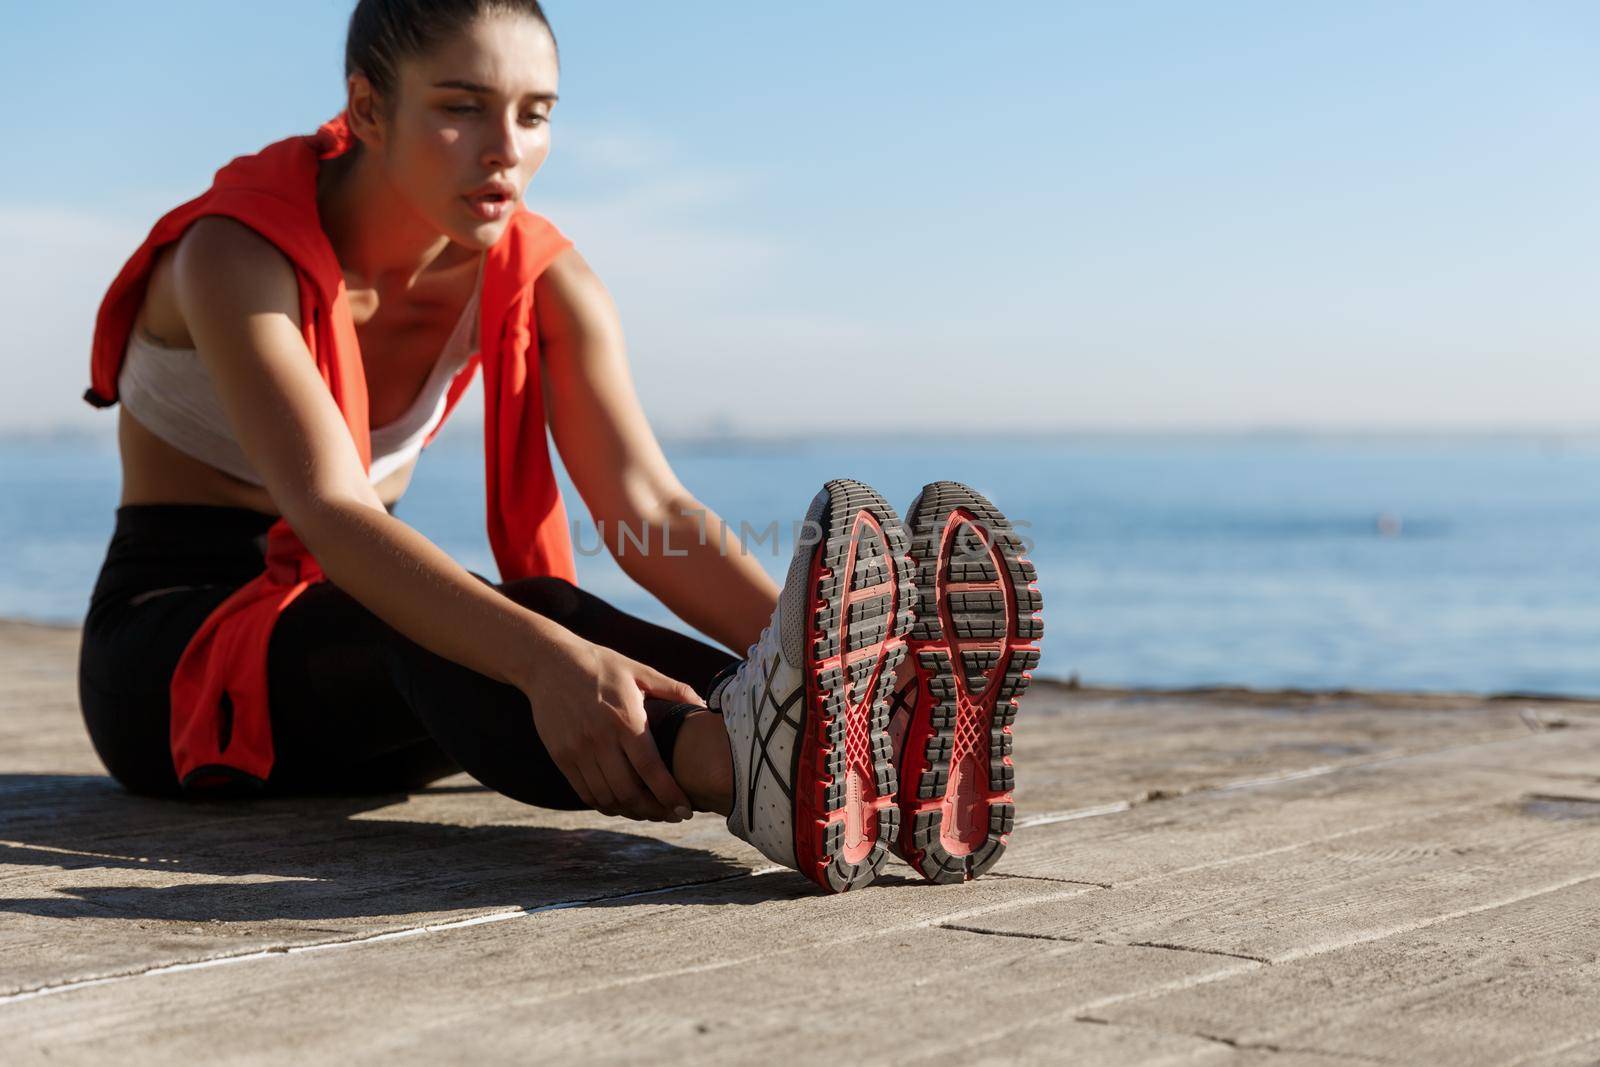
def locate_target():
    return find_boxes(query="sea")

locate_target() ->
[3,428,1597,697]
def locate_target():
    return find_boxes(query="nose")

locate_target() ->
[481,109,523,171]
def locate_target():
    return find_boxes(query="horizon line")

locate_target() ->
[4,420,1597,446]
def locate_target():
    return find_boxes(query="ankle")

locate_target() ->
[670,709,734,816]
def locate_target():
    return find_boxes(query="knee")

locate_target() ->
[499,575,581,619]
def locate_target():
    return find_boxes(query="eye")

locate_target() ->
[522,113,549,128]
[444,103,480,115]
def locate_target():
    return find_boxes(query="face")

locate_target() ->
[354,11,560,250]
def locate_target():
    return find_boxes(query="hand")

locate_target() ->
[526,632,702,822]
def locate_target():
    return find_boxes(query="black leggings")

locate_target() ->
[77,503,740,805]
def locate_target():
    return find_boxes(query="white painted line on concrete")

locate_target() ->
[0,839,190,865]
[1016,765,1345,829]
[1016,729,1549,832]
[0,865,788,1007]
[1019,801,1134,827]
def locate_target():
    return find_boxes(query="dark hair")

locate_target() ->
[345,0,557,103]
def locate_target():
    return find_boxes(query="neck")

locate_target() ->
[316,144,473,291]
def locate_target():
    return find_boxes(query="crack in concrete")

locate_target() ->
[1524,792,1600,806]
[1059,870,1600,1027]
[989,871,1115,889]
[936,923,1078,945]
[937,922,1271,964]
[1124,939,1270,964]
[1074,1015,1388,1063]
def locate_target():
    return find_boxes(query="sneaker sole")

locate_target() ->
[894,481,1043,883]
[792,478,916,892]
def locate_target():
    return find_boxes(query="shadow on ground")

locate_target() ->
[0,773,796,924]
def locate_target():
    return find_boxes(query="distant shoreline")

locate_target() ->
[6,424,1600,450]
[8,616,1592,707]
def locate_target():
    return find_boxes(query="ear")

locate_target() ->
[344,72,388,151]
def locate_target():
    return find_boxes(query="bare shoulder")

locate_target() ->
[536,244,603,303]
[154,216,377,519]
[534,245,619,344]
[175,214,285,261]
[139,216,300,347]
[172,217,301,325]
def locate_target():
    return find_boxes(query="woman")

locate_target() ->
[77,0,1042,894]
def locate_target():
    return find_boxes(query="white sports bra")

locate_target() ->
[118,262,482,486]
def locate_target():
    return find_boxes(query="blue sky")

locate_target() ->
[2,1,1597,434]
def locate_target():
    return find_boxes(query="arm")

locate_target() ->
[537,247,780,655]
[173,217,695,820]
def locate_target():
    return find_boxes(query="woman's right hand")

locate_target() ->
[526,631,702,822]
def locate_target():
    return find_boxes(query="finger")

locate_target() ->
[550,750,598,810]
[621,726,695,818]
[576,756,621,817]
[601,748,672,825]
[596,745,672,821]
[636,667,704,708]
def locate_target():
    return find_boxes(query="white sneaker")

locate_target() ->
[709,478,915,892]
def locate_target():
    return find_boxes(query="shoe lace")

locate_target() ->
[741,621,771,665]
[707,622,771,709]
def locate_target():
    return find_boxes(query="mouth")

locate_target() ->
[463,188,515,222]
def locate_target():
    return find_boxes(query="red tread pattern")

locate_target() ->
[792,479,916,892]
[892,481,1043,883]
